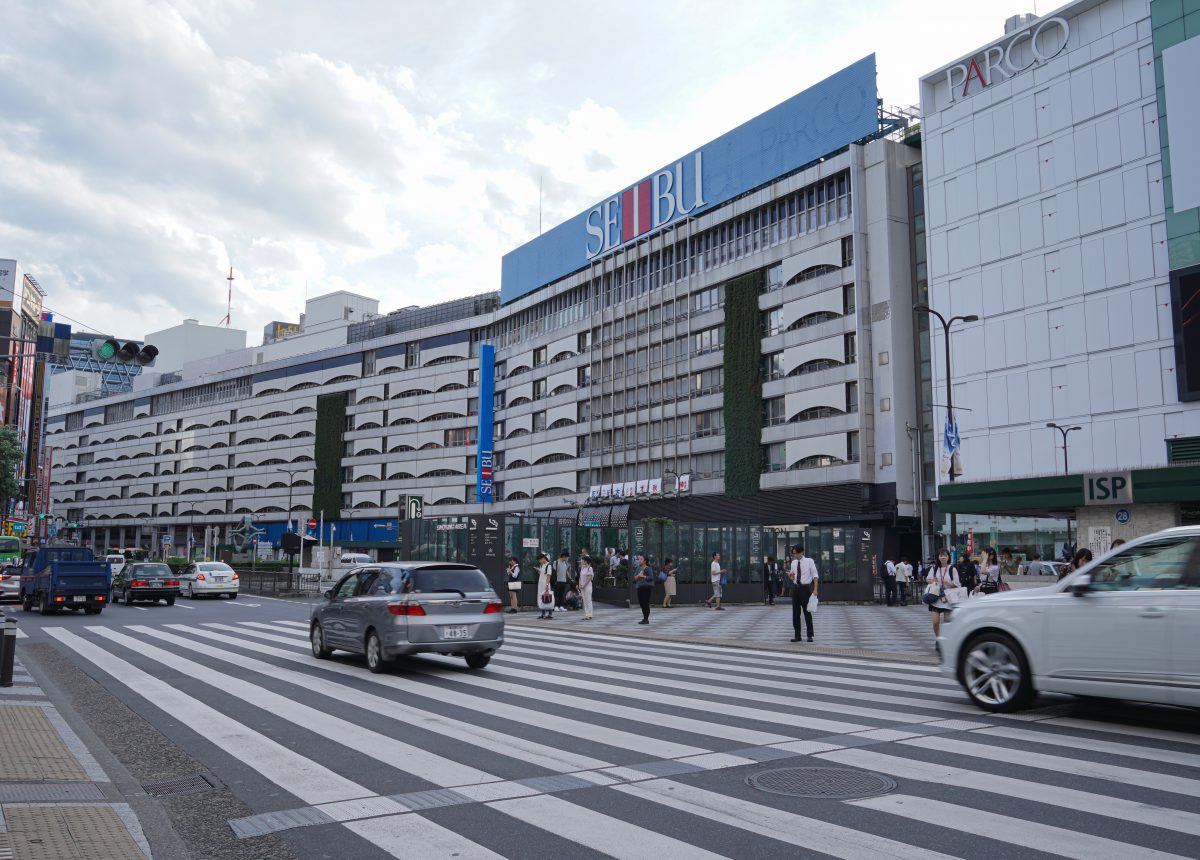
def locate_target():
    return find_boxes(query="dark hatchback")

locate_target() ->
[112,562,180,606]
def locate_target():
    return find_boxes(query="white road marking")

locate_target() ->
[152,623,611,773]
[849,793,1191,860]
[819,747,1200,838]
[15,628,27,638]
[203,622,710,759]
[238,621,306,635]
[345,814,505,860]
[489,793,730,860]
[225,601,259,607]
[900,735,1200,798]
[616,779,958,860]
[1042,716,1200,747]
[44,627,371,805]
[975,725,1200,769]
[168,602,195,610]
[89,626,498,788]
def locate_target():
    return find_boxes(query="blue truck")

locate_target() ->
[17,547,111,615]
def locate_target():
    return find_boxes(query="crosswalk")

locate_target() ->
[42,617,1200,860]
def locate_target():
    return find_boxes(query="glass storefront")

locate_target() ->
[948,514,1073,564]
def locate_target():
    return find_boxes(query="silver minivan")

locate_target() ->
[309,562,504,672]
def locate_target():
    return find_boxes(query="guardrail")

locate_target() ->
[238,571,327,597]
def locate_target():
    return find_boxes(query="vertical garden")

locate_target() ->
[722,271,764,497]
[313,392,347,517]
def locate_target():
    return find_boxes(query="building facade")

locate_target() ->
[919,0,1200,557]
[45,58,925,589]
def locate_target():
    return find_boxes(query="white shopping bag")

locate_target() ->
[806,595,819,614]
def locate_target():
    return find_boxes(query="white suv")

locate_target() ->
[939,527,1200,712]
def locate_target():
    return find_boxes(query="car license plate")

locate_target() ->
[149,581,162,587]
[72,596,85,603]
[443,625,470,640]
[213,576,228,582]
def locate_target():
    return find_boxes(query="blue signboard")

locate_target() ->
[476,344,496,503]
[501,54,878,303]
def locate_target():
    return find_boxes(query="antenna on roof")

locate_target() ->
[538,174,543,235]
[218,266,234,328]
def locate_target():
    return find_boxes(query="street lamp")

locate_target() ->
[274,468,299,532]
[914,305,980,561]
[1045,422,1082,475]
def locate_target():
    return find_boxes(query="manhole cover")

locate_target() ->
[142,773,220,797]
[746,767,896,799]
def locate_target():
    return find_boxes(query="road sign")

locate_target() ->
[161,534,172,545]
[307,518,317,530]
[407,496,424,520]
[1115,508,1131,525]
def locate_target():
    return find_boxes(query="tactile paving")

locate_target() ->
[0,706,87,781]
[2,806,145,860]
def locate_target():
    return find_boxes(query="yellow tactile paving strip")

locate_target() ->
[0,806,146,860]
[0,705,88,781]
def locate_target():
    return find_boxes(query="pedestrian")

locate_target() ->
[763,556,779,605]
[926,548,960,640]
[553,551,572,610]
[578,554,595,620]
[1025,553,1044,576]
[505,556,521,613]
[616,549,630,587]
[883,556,897,606]
[1000,548,1020,581]
[634,553,654,624]
[562,585,582,611]
[1110,538,1126,551]
[976,549,1001,595]
[1064,547,1093,579]
[895,556,911,606]
[957,552,978,593]
[661,557,677,608]
[787,544,819,642]
[535,552,555,619]
[704,551,726,610]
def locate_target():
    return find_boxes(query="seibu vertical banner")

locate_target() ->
[476,344,496,503]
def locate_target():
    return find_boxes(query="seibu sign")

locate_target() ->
[585,153,704,258]
[943,16,1070,102]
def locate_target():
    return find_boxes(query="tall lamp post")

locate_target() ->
[1047,422,1082,555]
[915,305,979,561]
[275,468,300,574]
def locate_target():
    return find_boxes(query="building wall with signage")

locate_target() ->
[920,0,1181,488]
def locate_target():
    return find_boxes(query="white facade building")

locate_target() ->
[144,319,248,375]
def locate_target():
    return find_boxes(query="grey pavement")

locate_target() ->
[10,593,1199,859]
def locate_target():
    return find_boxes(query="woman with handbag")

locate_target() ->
[578,555,595,620]
[535,552,555,620]
[505,556,522,613]
[925,548,961,640]
[976,549,1001,595]
[661,558,677,608]
[634,553,654,624]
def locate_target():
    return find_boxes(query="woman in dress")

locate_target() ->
[535,552,555,619]
[926,548,961,640]
[661,557,677,608]
[578,554,595,620]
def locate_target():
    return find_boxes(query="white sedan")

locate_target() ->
[939,527,1200,712]
[178,562,240,599]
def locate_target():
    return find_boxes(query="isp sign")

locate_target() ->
[1084,472,1133,506]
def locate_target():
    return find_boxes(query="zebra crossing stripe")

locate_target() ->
[900,735,1200,798]
[818,747,1200,837]
[44,627,372,805]
[1042,717,1200,747]
[88,626,499,789]
[150,624,611,774]
[974,725,1200,768]
[615,778,958,860]
[200,623,711,759]
[344,814,505,860]
[488,792,731,860]
[848,793,1193,860]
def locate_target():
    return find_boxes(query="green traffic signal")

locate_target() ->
[96,340,117,359]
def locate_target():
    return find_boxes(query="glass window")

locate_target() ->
[334,572,359,599]
[1089,538,1199,591]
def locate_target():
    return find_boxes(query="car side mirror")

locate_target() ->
[1067,575,1091,597]
[323,589,333,600]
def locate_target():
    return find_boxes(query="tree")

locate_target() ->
[0,426,22,522]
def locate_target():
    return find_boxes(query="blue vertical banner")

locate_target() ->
[476,344,495,503]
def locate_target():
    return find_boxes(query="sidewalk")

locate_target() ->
[507,599,942,663]
[0,656,151,860]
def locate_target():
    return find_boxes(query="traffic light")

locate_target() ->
[90,338,157,367]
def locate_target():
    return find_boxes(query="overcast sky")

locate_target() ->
[1,0,1016,342]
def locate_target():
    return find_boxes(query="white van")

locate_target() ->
[105,554,128,575]
[339,553,372,566]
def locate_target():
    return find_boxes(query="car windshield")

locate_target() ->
[130,564,171,577]
[0,538,21,555]
[198,563,233,572]
[409,567,490,594]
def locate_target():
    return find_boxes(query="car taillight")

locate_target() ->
[386,602,426,616]
[96,595,105,601]
[0,575,10,581]
[54,596,65,602]
[196,573,206,581]
[483,601,504,614]
[165,580,179,587]
[232,573,239,580]
[130,581,147,587]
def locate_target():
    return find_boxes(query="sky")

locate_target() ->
[0,0,1017,342]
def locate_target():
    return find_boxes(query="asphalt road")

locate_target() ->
[7,593,1200,859]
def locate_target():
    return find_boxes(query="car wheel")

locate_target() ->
[166,596,175,606]
[187,585,195,599]
[21,593,33,612]
[464,653,491,670]
[311,623,333,659]
[365,631,388,674]
[959,632,1034,712]
[124,590,134,606]
[39,593,54,615]
[229,592,237,600]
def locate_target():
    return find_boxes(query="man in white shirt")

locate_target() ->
[895,556,912,606]
[788,544,819,642]
[704,552,726,610]
[883,557,897,606]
